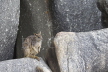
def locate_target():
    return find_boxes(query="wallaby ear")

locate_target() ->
[34,33,37,35]
[38,31,41,35]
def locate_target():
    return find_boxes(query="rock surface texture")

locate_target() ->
[0,58,52,72]
[50,0,103,35]
[0,0,20,61]
[54,28,108,72]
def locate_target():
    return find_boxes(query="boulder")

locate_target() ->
[54,28,108,72]
[0,58,52,72]
[16,0,52,58]
[0,0,20,61]
[49,0,103,35]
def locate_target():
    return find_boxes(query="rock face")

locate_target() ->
[16,0,52,59]
[50,0,103,35]
[97,0,108,28]
[0,0,20,61]
[54,28,108,72]
[0,58,52,72]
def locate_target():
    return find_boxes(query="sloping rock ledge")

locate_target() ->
[53,28,108,72]
[0,58,52,72]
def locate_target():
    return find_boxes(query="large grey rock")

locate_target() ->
[54,28,108,72]
[50,0,103,35]
[0,58,52,72]
[0,0,20,61]
[97,0,108,27]
[16,0,52,59]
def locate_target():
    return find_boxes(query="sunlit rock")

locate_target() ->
[54,28,108,72]
[0,0,20,61]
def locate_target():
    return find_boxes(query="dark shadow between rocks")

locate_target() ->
[16,0,37,58]
[48,0,64,36]
[13,39,17,59]
[97,1,108,28]
[45,47,61,72]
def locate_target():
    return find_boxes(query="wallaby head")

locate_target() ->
[34,31,42,42]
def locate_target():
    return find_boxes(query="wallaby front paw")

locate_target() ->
[35,56,40,61]
[37,58,40,61]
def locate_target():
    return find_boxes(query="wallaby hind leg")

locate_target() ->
[28,55,40,61]
[34,56,40,61]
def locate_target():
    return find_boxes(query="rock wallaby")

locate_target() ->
[22,32,42,61]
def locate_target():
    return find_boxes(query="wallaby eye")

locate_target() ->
[37,36,40,38]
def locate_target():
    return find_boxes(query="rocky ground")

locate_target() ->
[0,0,108,72]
